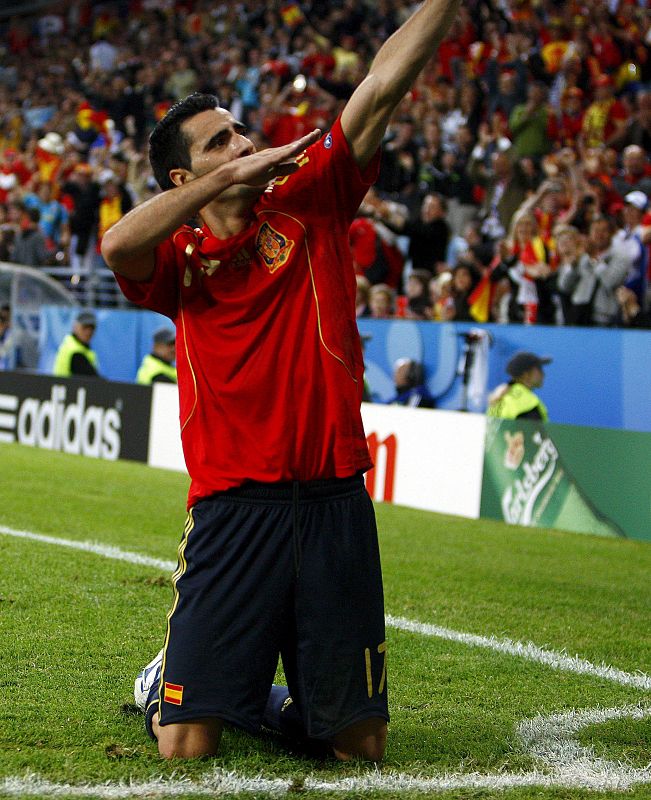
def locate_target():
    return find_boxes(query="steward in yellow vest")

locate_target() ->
[53,311,100,377]
[487,350,551,421]
[136,327,177,385]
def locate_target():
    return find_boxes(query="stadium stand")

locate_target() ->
[0,0,649,324]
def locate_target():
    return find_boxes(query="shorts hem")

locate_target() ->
[158,708,261,736]
[307,707,390,741]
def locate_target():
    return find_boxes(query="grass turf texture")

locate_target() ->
[0,442,650,799]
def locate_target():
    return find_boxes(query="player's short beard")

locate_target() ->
[220,182,267,203]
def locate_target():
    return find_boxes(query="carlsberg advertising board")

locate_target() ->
[480,418,624,538]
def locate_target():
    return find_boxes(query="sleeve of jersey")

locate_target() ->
[275,116,380,226]
[113,237,181,320]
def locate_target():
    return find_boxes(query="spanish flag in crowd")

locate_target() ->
[516,236,547,268]
[76,102,109,134]
[281,3,305,28]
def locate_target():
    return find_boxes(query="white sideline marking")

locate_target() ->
[3,718,651,799]
[387,615,651,692]
[2,525,650,693]
[0,525,176,572]
[1,524,651,795]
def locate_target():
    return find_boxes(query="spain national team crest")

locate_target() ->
[256,222,295,274]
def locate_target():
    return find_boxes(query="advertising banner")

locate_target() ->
[0,372,151,463]
[480,418,626,538]
[39,307,651,430]
[360,404,485,518]
[146,385,486,519]
[544,422,651,542]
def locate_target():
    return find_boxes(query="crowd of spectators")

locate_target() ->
[0,0,650,327]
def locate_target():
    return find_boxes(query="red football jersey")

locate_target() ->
[116,117,378,507]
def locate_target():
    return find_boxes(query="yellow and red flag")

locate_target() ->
[76,102,109,133]
[163,682,184,706]
[281,3,304,28]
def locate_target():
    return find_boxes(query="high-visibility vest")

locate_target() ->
[53,334,98,376]
[487,382,548,422]
[136,354,177,385]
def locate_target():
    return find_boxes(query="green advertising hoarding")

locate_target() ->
[480,419,651,541]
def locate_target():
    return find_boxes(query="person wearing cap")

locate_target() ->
[35,132,64,184]
[487,351,552,421]
[136,327,177,385]
[612,190,651,307]
[53,311,101,378]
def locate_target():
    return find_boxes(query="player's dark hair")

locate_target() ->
[149,93,220,191]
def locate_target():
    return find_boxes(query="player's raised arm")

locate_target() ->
[341,0,461,170]
[101,128,320,281]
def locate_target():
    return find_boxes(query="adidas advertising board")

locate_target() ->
[0,373,151,462]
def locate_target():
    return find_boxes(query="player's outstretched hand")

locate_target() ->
[228,129,321,188]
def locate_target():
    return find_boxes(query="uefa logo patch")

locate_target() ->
[324,133,333,149]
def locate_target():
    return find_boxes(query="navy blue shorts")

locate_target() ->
[158,472,389,740]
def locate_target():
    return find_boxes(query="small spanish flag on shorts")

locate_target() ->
[164,682,184,705]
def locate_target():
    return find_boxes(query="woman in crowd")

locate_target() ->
[490,214,556,325]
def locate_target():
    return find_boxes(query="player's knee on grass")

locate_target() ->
[331,717,387,762]
[156,718,224,759]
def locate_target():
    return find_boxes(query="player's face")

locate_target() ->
[179,108,259,199]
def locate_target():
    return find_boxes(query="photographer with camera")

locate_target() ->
[388,358,435,409]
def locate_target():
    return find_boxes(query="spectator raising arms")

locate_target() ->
[555,224,594,325]
[373,192,450,275]
[491,214,555,325]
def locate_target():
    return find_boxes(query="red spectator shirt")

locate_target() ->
[116,118,377,508]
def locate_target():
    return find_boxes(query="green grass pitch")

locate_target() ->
[0,442,650,800]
